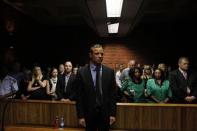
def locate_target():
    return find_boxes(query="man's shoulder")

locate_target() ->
[2,75,17,83]
[122,67,129,73]
[70,73,76,79]
[170,69,179,75]
[78,65,89,73]
[58,74,65,80]
[78,64,114,72]
[102,65,114,72]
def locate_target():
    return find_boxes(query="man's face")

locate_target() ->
[59,64,64,73]
[90,47,104,65]
[179,59,189,71]
[119,64,124,71]
[128,60,136,68]
[73,67,78,75]
[158,64,166,72]
[64,62,72,73]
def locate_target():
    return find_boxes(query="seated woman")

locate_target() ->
[46,68,58,100]
[141,65,153,82]
[158,63,169,79]
[121,67,146,103]
[27,65,48,100]
[147,68,172,103]
[141,65,153,97]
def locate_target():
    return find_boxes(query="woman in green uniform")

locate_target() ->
[146,68,172,103]
[121,67,146,103]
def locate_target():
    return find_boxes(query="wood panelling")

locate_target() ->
[5,126,126,131]
[1,100,197,131]
[0,100,78,127]
[5,126,84,131]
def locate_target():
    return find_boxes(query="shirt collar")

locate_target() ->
[179,67,187,74]
[65,72,71,77]
[90,63,102,71]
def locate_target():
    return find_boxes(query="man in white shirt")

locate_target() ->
[119,60,136,82]
[115,64,124,101]
[0,75,18,99]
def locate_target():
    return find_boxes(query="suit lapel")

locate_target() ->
[177,69,187,81]
[102,65,108,91]
[61,74,66,92]
[85,65,94,88]
[67,74,73,86]
[66,74,73,92]
[177,70,188,92]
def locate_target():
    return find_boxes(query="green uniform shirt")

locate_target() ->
[147,79,172,102]
[121,77,146,102]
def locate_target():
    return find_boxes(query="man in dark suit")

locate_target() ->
[56,61,76,101]
[169,57,197,103]
[75,44,116,131]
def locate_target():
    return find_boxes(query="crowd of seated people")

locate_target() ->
[0,57,197,104]
[0,61,78,101]
[116,57,197,104]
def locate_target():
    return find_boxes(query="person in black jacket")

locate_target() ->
[75,44,116,131]
[56,61,76,101]
[169,57,197,103]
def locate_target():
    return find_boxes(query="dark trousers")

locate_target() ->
[85,107,110,131]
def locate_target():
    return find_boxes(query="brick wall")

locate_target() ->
[103,43,145,70]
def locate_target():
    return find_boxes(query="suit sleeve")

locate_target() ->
[68,75,77,101]
[109,70,117,117]
[56,77,63,100]
[75,71,85,118]
[169,72,186,100]
[190,73,197,98]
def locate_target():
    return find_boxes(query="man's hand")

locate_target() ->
[60,98,71,102]
[130,90,135,96]
[185,96,196,102]
[79,118,86,127]
[110,116,116,125]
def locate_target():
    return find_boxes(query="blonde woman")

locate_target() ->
[27,65,48,100]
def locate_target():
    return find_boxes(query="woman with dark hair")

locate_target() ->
[146,68,172,103]
[46,67,58,100]
[158,63,169,79]
[121,67,146,102]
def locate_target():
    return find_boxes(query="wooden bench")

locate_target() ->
[5,126,126,131]
[5,126,84,131]
[1,99,197,131]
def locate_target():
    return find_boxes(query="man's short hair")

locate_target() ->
[178,57,189,64]
[89,44,103,53]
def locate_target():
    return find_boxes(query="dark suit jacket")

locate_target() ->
[169,69,197,103]
[56,73,76,100]
[76,64,116,119]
